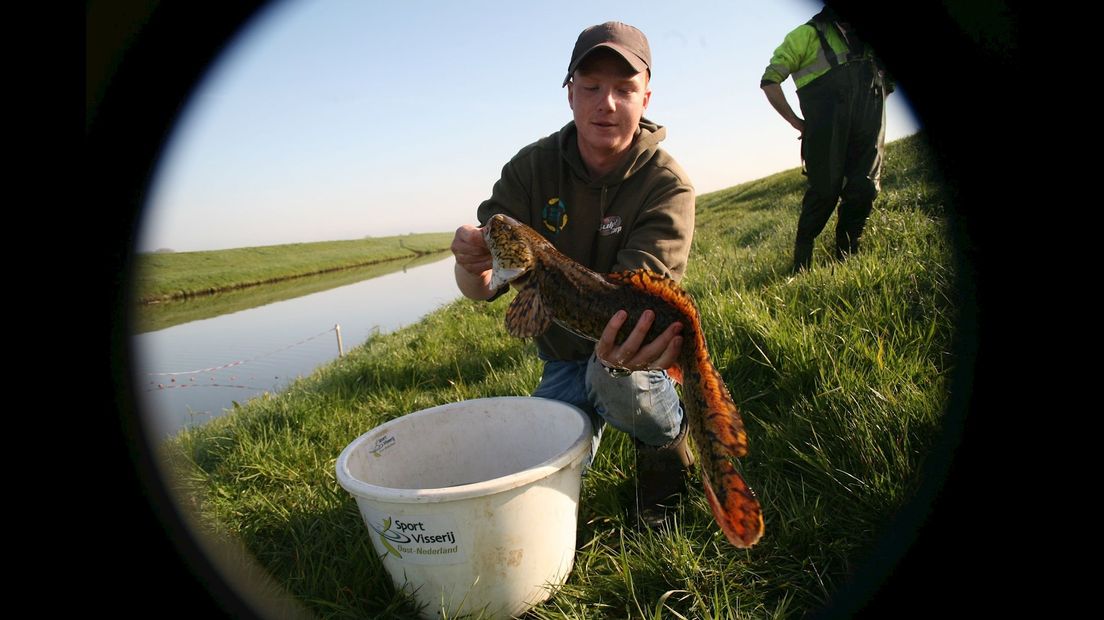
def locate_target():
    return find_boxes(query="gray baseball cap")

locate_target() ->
[563,21,652,87]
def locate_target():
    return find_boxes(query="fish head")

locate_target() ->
[483,213,539,290]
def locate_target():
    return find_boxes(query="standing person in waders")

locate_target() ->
[761,5,893,273]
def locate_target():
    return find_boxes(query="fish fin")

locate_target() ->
[702,463,764,549]
[608,268,702,330]
[608,269,686,296]
[698,365,749,458]
[608,268,672,284]
[505,284,552,338]
[666,364,683,386]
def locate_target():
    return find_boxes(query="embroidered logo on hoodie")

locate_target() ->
[599,215,623,236]
[542,197,568,237]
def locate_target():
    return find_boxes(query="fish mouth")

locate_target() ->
[489,261,527,291]
[484,215,532,290]
[482,223,494,252]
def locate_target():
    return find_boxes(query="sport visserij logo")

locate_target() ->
[366,511,465,565]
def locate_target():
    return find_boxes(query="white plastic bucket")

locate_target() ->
[336,397,592,619]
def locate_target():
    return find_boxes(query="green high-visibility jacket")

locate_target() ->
[761,19,892,92]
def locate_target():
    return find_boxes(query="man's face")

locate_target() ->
[567,51,651,162]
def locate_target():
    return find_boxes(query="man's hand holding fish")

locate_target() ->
[594,309,683,373]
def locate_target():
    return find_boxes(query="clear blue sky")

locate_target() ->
[138,0,920,253]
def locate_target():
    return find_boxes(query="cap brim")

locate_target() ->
[562,43,649,87]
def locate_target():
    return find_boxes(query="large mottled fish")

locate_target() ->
[482,213,764,548]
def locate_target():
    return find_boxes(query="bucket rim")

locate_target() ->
[335,396,592,503]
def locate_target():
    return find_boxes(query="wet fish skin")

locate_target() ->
[483,213,764,548]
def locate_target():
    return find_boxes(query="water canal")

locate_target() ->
[131,254,459,439]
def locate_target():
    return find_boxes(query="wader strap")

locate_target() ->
[807,19,840,68]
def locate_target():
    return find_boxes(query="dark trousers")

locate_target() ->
[794,61,886,272]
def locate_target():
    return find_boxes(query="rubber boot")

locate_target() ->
[635,417,695,529]
[834,230,860,262]
[793,240,814,274]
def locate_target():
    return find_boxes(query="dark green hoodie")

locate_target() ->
[477,118,695,362]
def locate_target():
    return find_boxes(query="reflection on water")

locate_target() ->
[132,255,459,439]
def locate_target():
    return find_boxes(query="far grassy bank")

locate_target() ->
[161,133,962,617]
[132,252,452,334]
[133,232,453,304]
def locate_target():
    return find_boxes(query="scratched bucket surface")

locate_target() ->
[336,397,592,619]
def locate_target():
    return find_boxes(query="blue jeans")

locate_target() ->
[532,353,684,469]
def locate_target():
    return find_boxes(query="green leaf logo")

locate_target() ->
[378,517,402,559]
[380,537,402,559]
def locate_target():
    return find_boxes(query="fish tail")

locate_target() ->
[682,348,763,547]
[702,460,765,548]
[688,351,748,458]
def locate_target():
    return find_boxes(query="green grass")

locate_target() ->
[133,232,454,303]
[159,132,958,618]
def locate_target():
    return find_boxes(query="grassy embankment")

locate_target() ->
[132,232,455,304]
[161,133,957,618]
[132,252,451,334]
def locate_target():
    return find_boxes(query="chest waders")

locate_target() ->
[792,22,887,272]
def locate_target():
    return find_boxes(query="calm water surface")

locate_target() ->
[132,256,459,439]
